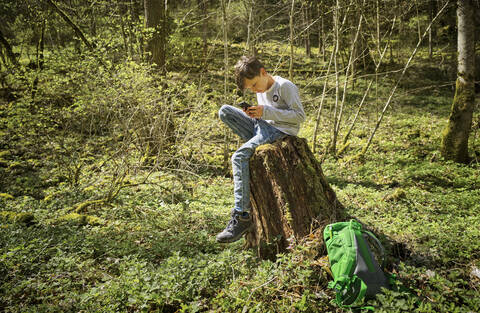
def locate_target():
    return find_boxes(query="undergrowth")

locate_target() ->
[1,42,479,312]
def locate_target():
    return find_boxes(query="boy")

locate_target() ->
[216,55,305,243]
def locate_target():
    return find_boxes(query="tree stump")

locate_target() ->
[245,136,345,259]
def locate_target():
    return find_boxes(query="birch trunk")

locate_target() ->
[440,0,475,163]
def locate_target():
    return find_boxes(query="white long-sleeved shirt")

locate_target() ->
[257,75,305,136]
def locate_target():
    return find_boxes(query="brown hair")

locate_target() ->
[234,56,264,90]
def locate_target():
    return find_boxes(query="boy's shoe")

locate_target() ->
[216,209,253,243]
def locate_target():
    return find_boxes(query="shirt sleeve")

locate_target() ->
[262,82,306,124]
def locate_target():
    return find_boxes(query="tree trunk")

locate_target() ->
[221,0,231,172]
[245,136,345,260]
[199,0,209,63]
[303,2,311,58]
[318,2,325,63]
[32,19,46,99]
[289,0,295,81]
[428,0,435,60]
[144,0,166,70]
[440,0,475,163]
[0,28,18,67]
[331,0,340,155]
[46,0,94,52]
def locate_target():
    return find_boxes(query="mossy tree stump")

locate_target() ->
[244,136,344,259]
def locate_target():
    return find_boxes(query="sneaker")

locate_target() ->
[216,209,253,243]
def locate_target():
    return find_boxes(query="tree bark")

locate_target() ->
[0,28,19,67]
[144,0,166,70]
[441,0,475,163]
[245,136,345,260]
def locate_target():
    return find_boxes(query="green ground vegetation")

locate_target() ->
[1,36,480,313]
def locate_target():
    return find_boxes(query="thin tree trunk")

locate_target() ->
[318,2,326,63]
[289,0,295,80]
[45,0,94,52]
[320,13,325,62]
[32,20,46,99]
[128,1,138,58]
[303,2,311,58]
[221,0,229,98]
[376,0,381,55]
[334,12,363,147]
[415,0,422,43]
[441,0,475,163]
[120,15,130,57]
[0,28,18,67]
[90,4,97,37]
[245,0,255,55]
[331,0,340,155]
[118,0,130,57]
[200,0,209,62]
[312,46,335,154]
[428,0,435,60]
[221,0,230,172]
[144,0,166,71]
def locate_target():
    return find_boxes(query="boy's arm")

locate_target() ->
[262,82,305,124]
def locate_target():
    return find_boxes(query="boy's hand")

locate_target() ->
[245,105,264,119]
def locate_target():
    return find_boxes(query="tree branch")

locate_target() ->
[45,0,94,51]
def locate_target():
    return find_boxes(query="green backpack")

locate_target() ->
[323,219,390,308]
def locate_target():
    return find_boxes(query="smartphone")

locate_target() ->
[238,101,252,110]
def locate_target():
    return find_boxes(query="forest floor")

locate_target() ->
[1,43,480,312]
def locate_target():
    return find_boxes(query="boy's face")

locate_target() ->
[243,68,269,93]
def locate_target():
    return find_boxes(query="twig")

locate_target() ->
[242,276,277,312]
[342,15,396,145]
[312,41,335,154]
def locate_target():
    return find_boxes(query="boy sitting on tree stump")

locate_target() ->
[216,55,305,243]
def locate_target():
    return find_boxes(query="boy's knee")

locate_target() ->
[218,104,232,121]
[232,146,254,163]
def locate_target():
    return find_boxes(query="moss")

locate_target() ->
[336,141,351,157]
[55,213,104,226]
[0,193,14,200]
[0,150,11,158]
[8,161,23,170]
[346,152,366,164]
[256,144,276,152]
[74,199,105,213]
[43,193,55,202]
[440,77,475,163]
[384,188,407,202]
[0,211,35,225]
[285,206,294,227]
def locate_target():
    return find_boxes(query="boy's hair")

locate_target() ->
[234,56,264,90]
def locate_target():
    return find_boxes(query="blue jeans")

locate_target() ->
[218,105,287,213]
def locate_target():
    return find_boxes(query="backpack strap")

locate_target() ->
[362,229,386,269]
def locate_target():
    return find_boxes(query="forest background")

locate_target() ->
[1,0,480,312]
